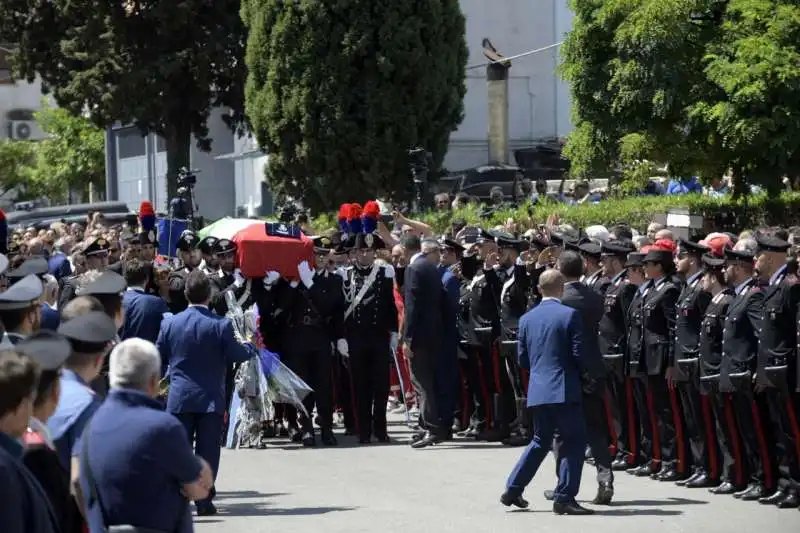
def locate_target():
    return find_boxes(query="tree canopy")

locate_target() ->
[0,102,105,201]
[0,0,247,199]
[561,0,800,195]
[0,103,105,201]
[242,0,468,212]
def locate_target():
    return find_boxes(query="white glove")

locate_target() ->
[335,267,347,279]
[297,260,314,289]
[336,338,349,357]
[233,268,245,288]
[264,270,280,286]
[290,280,299,288]
[390,332,399,353]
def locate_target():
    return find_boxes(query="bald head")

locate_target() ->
[538,269,565,299]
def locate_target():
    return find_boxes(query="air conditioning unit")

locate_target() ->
[8,120,45,140]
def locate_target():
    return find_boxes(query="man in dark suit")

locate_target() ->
[120,259,170,344]
[156,270,255,516]
[401,235,445,448]
[501,269,593,515]
[551,250,614,504]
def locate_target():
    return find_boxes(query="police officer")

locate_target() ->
[156,269,255,516]
[198,236,219,275]
[719,243,771,500]
[167,231,201,314]
[47,310,118,519]
[673,238,715,487]
[578,241,611,295]
[19,331,84,533]
[639,244,685,481]
[627,250,658,477]
[58,236,110,309]
[5,257,52,327]
[597,240,639,470]
[343,232,397,444]
[698,253,743,494]
[753,233,800,507]
[0,274,43,345]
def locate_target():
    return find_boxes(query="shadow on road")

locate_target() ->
[596,508,683,516]
[219,502,356,517]
[612,497,708,506]
[214,490,288,499]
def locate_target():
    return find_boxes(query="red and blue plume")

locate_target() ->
[0,208,6,255]
[361,200,380,234]
[139,201,155,232]
[348,203,363,234]
[338,204,350,233]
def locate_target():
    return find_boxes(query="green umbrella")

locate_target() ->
[197,217,260,240]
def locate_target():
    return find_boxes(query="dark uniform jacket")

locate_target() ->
[0,432,60,533]
[274,272,345,349]
[626,285,646,377]
[720,278,763,392]
[674,270,712,381]
[345,263,398,338]
[584,269,611,296]
[756,265,800,391]
[698,289,734,390]
[640,276,681,375]
[599,270,637,376]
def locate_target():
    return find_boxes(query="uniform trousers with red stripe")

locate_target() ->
[463,344,493,431]
[633,374,688,472]
[708,390,747,487]
[608,370,640,465]
[762,387,800,492]
[728,389,776,489]
[677,377,716,477]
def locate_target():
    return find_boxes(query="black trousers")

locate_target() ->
[337,355,355,432]
[289,339,334,434]
[677,379,712,475]
[763,388,800,492]
[729,390,774,488]
[554,390,613,486]
[436,338,460,430]
[709,391,746,487]
[476,341,515,434]
[463,345,492,430]
[409,343,441,433]
[608,373,639,465]
[633,374,688,472]
[350,334,390,440]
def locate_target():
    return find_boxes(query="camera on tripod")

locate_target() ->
[408,148,432,184]
[170,167,201,228]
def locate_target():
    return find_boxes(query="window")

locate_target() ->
[116,128,146,159]
[0,45,14,84]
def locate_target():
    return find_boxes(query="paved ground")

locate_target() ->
[197,416,800,533]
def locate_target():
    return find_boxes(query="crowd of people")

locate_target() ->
[1,196,800,530]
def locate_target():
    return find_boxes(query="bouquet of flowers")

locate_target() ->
[256,347,313,416]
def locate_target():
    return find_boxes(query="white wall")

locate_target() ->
[0,77,53,140]
[444,0,572,170]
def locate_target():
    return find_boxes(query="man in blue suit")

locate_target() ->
[121,259,170,343]
[156,269,254,516]
[438,238,463,435]
[501,269,594,515]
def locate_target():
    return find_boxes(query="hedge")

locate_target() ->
[310,193,800,235]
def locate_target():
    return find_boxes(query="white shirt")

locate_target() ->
[410,252,425,265]
[769,264,788,286]
[541,296,561,303]
[127,285,146,292]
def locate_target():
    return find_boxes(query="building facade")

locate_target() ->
[0,45,50,141]
[104,0,573,218]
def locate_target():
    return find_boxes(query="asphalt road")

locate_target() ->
[196,416,800,533]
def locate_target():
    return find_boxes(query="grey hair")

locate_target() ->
[734,238,758,256]
[421,239,440,254]
[109,338,162,390]
[42,274,59,301]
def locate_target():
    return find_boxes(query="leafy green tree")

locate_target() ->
[0,0,247,199]
[26,102,106,201]
[0,140,36,198]
[242,0,468,212]
[561,0,800,196]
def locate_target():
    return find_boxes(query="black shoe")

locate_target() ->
[301,432,316,447]
[759,490,786,505]
[278,425,289,437]
[685,472,714,488]
[503,434,531,447]
[737,484,765,501]
[457,426,478,438]
[344,428,356,436]
[633,465,655,477]
[543,489,554,501]
[196,502,218,516]
[657,470,684,482]
[677,471,701,487]
[553,500,595,515]
[486,429,511,442]
[375,433,391,444]
[500,493,529,509]
[288,427,302,443]
[612,458,634,471]
[592,483,614,505]
[358,436,371,444]
[411,430,426,443]
[321,431,337,446]
[411,431,442,449]
[710,481,739,495]
[778,492,800,509]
